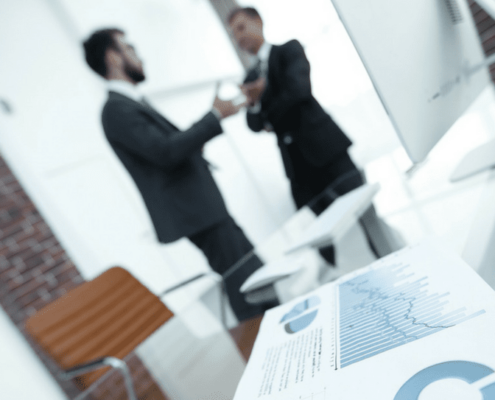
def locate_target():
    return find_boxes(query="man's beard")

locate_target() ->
[124,64,145,83]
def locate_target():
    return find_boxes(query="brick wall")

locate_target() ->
[469,0,495,82]
[0,154,167,400]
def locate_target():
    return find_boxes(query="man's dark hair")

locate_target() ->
[83,28,124,77]
[227,7,261,25]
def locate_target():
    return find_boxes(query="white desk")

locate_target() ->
[461,168,495,287]
[240,184,381,300]
[363,87,495,290]
[285,183,380,254]
[240,253,306,294]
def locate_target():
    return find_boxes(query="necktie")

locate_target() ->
[254,57,268,80]
[253,58,262,79]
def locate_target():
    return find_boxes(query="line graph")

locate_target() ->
[338,263,485,368]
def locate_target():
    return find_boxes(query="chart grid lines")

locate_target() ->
[338,263,485,368]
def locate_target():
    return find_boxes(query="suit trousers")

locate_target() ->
[290,152,379,264]
[188,217,272,322]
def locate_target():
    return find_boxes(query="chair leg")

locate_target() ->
[219,280,228,330]
[106,358,138,400]
[62,357,137,400]
[359,205,405,258]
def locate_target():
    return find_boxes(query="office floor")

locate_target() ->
[229,315,264,361]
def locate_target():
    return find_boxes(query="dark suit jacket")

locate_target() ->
[244,40,352,178]
[101,91,229,243]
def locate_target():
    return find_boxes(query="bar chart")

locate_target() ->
[338,263,486,368]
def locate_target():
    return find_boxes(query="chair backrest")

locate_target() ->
[25,267,174,389]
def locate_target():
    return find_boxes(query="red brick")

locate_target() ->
[11,227,40,247]
[0,223,24,240]
[33,256,69,277]
[0,240,35,260]
[8,275,49,302]
[24,255,45,270]
[15,291,48,310]
[53,267,79,286]
[52,279,83,297]
[0,255,9,270]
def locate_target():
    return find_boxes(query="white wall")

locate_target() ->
[0,0,296,297]
[0,307,68,400]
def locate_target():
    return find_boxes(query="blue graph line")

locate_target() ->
[339,264,485,368]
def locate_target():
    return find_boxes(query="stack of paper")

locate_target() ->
[233,239,495,399]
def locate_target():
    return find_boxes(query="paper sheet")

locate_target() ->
[240,254,306,293]
[285,183,379,254]
[233,239,495,399]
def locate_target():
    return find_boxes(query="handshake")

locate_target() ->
[212,77,266,120]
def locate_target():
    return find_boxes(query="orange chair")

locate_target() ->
[25,267,175,400]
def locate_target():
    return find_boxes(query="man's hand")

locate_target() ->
[241,77,266,106]
[212,96,247,119]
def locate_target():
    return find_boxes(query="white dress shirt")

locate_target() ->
[107,79,142,102]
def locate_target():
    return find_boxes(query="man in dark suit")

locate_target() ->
[82,28,272,321]
[228,7,378,265]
